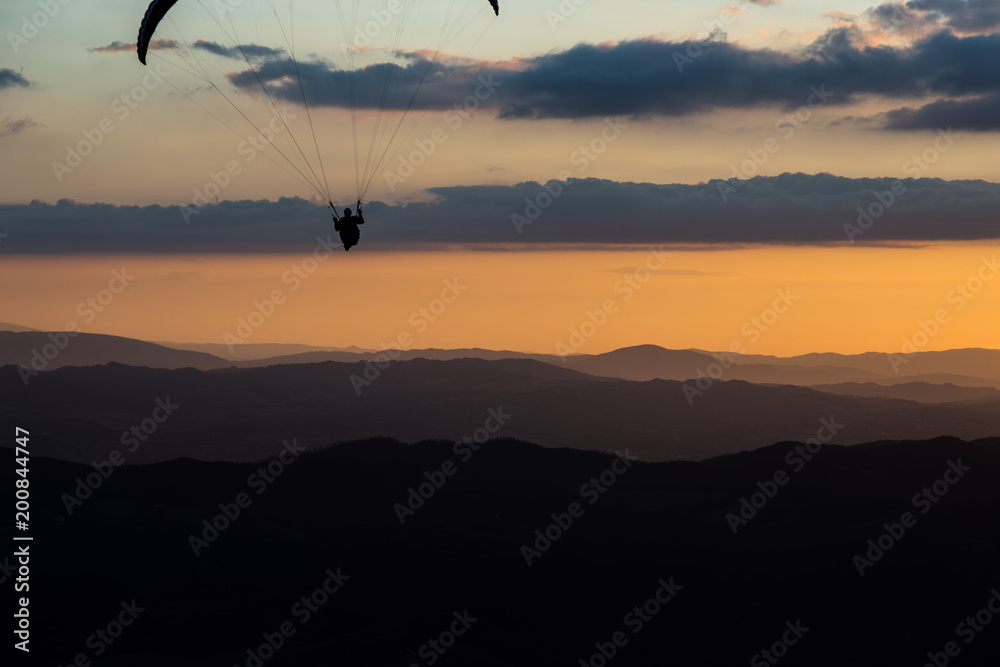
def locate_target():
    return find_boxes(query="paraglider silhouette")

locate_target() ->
[135,0,500,252]
[333,203,365,252]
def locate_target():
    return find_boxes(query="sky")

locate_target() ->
[1,0,998,355]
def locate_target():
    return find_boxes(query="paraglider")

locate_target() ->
[333,202,365,252]
[135,0,500,251]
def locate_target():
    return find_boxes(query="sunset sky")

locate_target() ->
[1,0,998,355]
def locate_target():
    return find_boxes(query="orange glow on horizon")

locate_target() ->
[1,242,997,357]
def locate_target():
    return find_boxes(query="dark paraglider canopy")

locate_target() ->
[137,0,179,65]
[138,1,497,64]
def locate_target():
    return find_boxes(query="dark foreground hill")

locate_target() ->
[16,436,1000,666]
[5,358,1000,462]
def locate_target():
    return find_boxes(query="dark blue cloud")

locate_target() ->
[3,175,1000,253]
[881,93,1000,130]
[221,31,1000,128]
[88,39,178,54]
[906,0,1000,34]
[192,40,285,61]
[0,117,40,137]
[0,69,30,89]
[225,54,480,112]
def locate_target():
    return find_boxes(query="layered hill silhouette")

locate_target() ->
[5,326,1000,389]
[0,321,38,332]
[737,348,1000,380]
[21,436,1000,666]
[7,357,1000,462]
[807,381,1000,404]
[0,331,230,371]
[155,341,373,361]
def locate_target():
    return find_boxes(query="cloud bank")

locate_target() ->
[3,174,999,253]
[212,29,1000,130]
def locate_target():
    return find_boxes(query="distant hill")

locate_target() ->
[581,345,1000,387]
[807,381,1000,404]
[6,357,1000,463]
[560,344,717,380]
[18,436,1000,666]
[235,346,550,367]
[238,343,962,387]
[155,341,374,361]
[0,321,39,332]
[10,332,1000,390]
[563,346,886,384]
[0,331,231,371]
[736,347,1000,382]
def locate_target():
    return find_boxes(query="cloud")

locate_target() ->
[219,31,1000,126]
[3,175,1000,253]
[880,93,1000,130]
[0,117,41,137]
[0,69,30,89]
[88,39,178,54]
[225,54,473,112]
[192,40,285,61]
[835,1,1000,47]
[907,0,1000,34]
